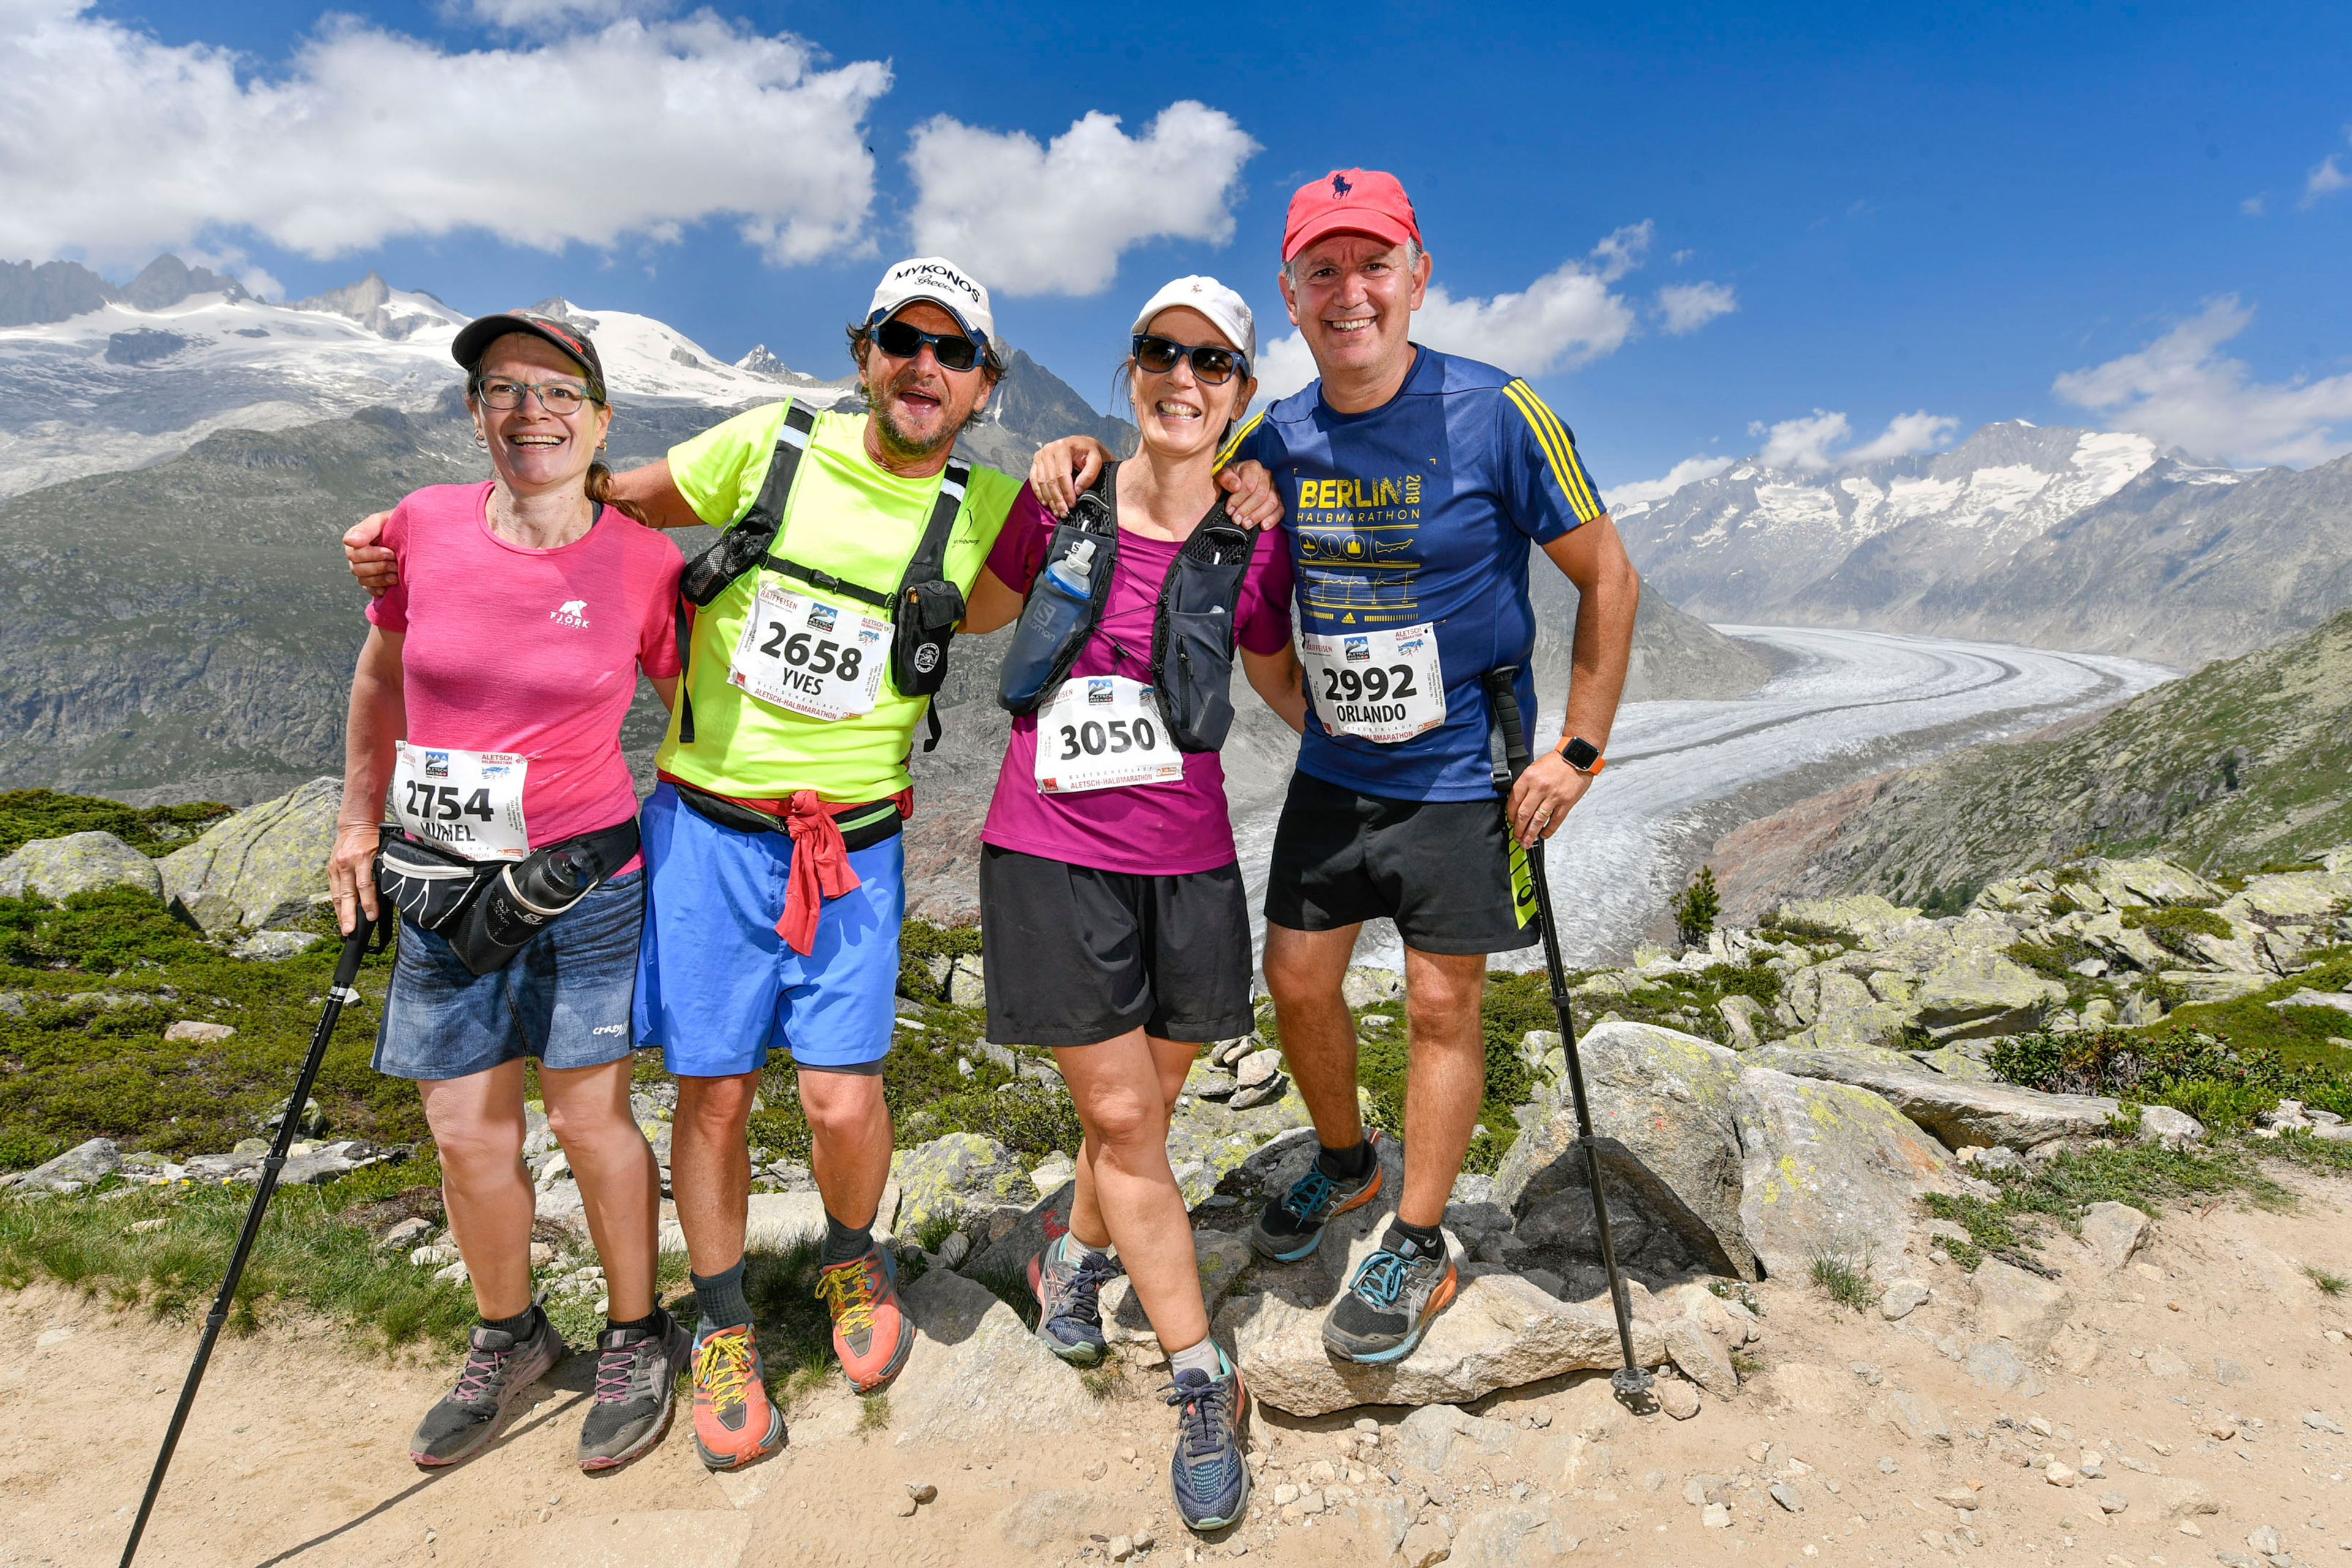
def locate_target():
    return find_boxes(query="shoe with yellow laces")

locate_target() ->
[689,1322,786,1471]
[815,1244,913,1393]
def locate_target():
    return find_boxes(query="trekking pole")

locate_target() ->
[1482,668,1655,1406]
[121,909,386,1567]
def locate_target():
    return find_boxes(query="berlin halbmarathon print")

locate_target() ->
[0,2,2348,1562]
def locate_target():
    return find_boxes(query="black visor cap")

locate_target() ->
[452,309,607,404]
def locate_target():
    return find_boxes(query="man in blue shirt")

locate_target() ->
[1033,168,1639,1365]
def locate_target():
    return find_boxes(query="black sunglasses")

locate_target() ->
[1132,334,1247,385]
[872,317,983,371]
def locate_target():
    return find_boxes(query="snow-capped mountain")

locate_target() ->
[1613,419,2347,667]
[0,257,852,498]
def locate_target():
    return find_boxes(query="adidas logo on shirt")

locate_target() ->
[551,598,590,628]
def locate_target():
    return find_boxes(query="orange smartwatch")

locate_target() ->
[1558,736,1605,774]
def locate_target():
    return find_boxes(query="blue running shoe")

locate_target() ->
[1164,1346,1250,1532]
[1245,1129,1384,1262]
[1028,1238,1123,1365]
[1322,1226,1458,1364]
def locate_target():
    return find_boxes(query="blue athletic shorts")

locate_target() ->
[373,870,645,1080]
[632,782,904,1077]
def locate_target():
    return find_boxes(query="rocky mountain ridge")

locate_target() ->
[1618,419,2352,668]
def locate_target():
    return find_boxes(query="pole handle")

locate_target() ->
[1483,666,1532,780]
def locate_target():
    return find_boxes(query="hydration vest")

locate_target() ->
[672,401,969,749]
[996,462,1254,753]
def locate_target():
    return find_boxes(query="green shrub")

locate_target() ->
[0,789,234,859]
[1919,881,1983,919]
[1988,1023,2352,1131]
[1807,1250,1876,1311]
[2120,905,2233,958]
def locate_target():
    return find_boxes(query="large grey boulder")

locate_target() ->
[5,1137,121,1194]
[1773,894,1927,946]
[1218,1264,1663,1417]
[1733,1066,1956,1276]
[1757,1047,2119,1150]
[0,833,160,903]
[1910,947,2065,1041]
[891,1267,1111,1441]
[160,777,339,933]
[2085,858,2221,909]
[888,1133,1039,1236]
[1494,1021,1757,1283]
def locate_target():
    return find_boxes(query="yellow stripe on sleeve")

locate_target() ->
[1213,410,1267,472]
[1502,380,1605,522]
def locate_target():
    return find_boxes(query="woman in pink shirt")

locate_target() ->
[326,311,688,1475]
[961,277,1303,1531]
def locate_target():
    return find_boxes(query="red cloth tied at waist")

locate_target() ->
[660,775,911,956]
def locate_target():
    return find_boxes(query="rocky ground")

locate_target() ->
[13,802,2352,1564]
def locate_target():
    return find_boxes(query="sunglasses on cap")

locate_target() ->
[872,317,984,372]
[1132,334,1248,385]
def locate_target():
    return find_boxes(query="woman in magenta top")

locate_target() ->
[960,277,1302,1530]
[326,311,692,1476]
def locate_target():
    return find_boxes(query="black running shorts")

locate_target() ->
[978,846,1256,1049]
[1264,769,1538,957]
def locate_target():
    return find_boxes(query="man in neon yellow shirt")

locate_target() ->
[609,259,1019,1466]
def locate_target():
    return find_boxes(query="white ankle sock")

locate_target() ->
[1166,1338,1223,1382]
[1057,1229,1114,1265]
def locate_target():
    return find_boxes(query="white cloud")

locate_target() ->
[2242,194,2268,216]
[1755,410,1853,470]
[2307,153,2351,206]
[1847,410,1959,463]
[903,103,1256,297]
[2053,295,2352,466]
[1604,454,1734,510]
[448,0,657,29]
[0,2,889,267]
[1253,226,1678,399]
[1752,408,1956,472]
[1656,281,1736,335]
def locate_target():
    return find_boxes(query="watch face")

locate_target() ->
[1563,737,1600,771]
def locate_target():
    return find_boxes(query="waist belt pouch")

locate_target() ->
[891,578,966,696]
[447,818,641,978]
[1150,511,1253,753]
[674,782,905,850]
[998,479,1120,715]
[376,828,497,933]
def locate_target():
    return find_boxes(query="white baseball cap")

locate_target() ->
[867,257,994,347]
[1130,275,1256,365]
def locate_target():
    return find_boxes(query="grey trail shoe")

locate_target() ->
[409,1308,564,1467]
[1322,1227,1460,1365]
[578,1310,692,1471]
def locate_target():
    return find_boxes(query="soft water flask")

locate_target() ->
[1001,538,1099,706]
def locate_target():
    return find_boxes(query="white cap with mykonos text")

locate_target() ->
[868,257,994,347]
[1129,275,1256,366]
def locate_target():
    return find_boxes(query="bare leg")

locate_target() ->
[539,1058,659,1322]
[671,1071,758,1277]
[1058,1031,1209,1352]
[1261,922,1365,1147]
[797,1068,892,1233]
[1396,947,1488,1229]
[418,1060,533,1321]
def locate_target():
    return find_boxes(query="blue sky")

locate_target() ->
[13,0,2352,484]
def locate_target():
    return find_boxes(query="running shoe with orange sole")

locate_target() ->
[815,1245,913,1393]
[690,1322,785,1471]
[1245,1128,1385,1262]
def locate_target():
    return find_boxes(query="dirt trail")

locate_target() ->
[7,1170,2352,1568]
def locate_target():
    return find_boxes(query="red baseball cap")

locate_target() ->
[1283,168,1422,263]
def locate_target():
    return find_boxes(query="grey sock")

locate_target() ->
[480,1303,540,1341]
[1167,1338,1223,1382]
[689,1258,751,1338]
[821,1211,873,1267]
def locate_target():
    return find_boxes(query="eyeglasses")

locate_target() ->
[475,378,596,415]
[1132,334,1247,385]
[872,318,983,372]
